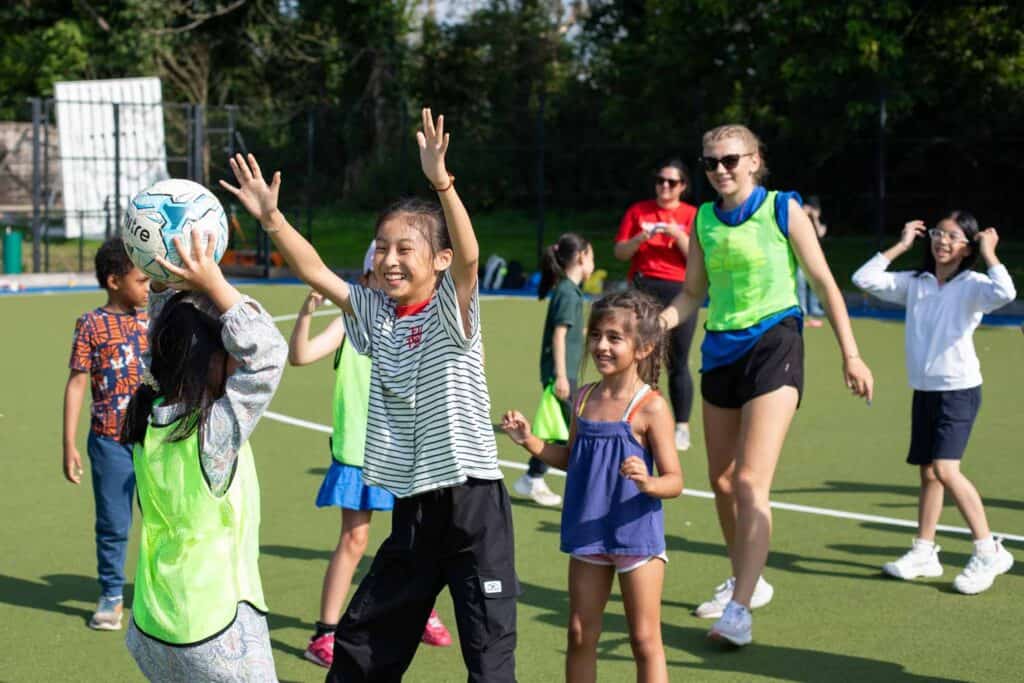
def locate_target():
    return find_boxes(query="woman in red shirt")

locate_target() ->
[614,159,698,450]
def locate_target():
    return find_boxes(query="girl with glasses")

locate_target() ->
[853,214,1016,594]
[660,124,874,646]
[614,158,699,452]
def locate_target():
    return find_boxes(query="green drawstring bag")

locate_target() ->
[532,382,569,442]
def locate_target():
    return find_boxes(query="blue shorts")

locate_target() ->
[907,387,981,465]
[316,460,395,511]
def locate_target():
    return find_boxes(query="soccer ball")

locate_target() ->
[122,179,228,283]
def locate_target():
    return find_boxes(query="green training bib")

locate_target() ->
[697,190,800,331]
[132,412,266,645]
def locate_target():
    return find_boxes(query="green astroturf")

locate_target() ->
[1,286,1022,682]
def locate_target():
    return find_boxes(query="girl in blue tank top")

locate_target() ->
[503,290,682,683]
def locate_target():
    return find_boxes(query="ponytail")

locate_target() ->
[537,232,591,300]
[538,245,562,300]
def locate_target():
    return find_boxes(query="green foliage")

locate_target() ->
[2,0,1023,228]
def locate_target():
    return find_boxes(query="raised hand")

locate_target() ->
[898,220,926,250]
[303,290,326,315]
[220,153,281,223]
[156,233,225,293]
[417,108,451,188]
[501,410,532,446]
[976,227,999,260]
[620,455,652,493]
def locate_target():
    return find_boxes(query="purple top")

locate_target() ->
[560,384,666,557]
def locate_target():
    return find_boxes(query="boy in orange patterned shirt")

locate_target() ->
[62,237,150,630]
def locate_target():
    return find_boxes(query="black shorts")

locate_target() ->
[328,478,518,683]
[907,387,981,465]
[701,316,804,409]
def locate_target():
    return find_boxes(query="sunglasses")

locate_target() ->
[699,153,753,172]
[654,176,682,188]
[927,228,969,244]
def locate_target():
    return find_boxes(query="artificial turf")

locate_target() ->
[1,286,1021,682]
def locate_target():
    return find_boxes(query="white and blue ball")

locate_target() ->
[122,179,228,283]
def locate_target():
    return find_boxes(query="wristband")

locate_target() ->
[431,173,455,192]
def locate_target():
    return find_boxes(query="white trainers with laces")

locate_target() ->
[674,424,691,451]
[512,473,562,507]
[693,576,773,619]
[953,539,1014,595]
[708,600,752,646]
[882,539,944,580]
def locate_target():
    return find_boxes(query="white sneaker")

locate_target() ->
[882,540,944,580]
[693,576,773,618]
[953,539,1014,595]
[512,473,562,507]
[675,423,691,451]
[708,600,752,646]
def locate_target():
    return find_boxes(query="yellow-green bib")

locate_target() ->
[331,340,372,467]
[697,191,800,330]
[132,413,266,645]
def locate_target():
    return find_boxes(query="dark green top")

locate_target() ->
[539,278,585,385]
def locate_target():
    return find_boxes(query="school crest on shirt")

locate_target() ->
[406,325,424,349]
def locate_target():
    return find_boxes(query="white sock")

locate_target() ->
[912,537,936,551]
[974,536,997,556]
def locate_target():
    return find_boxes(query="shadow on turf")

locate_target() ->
[0,573,121,625]
[830,523,1024,579]
[516,578,962,681]
[773,480,1024,513]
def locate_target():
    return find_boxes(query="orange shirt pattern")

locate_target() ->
[69,308,149,439]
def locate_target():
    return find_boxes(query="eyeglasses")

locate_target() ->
[927,228,969,244]
[699,153,753,172]
[654,176,682,188]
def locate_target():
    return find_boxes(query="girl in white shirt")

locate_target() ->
[852,211,1016,595]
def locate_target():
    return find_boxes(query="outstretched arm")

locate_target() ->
[501,410,571,471]
[788,199,873,403]
[220,153,352,313]
[418,109,477,337]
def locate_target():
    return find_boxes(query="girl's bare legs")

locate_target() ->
[320,509,372,624]
[731,387,799,607]
[619,559,668,683]
[567,559,615,683]
[932,460,991,541]
[917,465,945,541]
[703,401,743,573]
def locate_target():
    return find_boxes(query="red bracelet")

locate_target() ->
[431,173,455,192]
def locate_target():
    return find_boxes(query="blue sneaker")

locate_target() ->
[89,595,123,631]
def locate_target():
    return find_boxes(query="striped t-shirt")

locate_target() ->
[342,270,502,497]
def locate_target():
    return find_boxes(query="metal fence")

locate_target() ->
[1,95,1020,277]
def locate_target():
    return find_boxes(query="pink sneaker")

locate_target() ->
[304,632,334,667]
[421,608,452,647]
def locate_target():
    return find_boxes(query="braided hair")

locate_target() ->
[586,289,666,387]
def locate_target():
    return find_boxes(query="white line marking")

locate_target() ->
[270,309,338,323]
[261,410,1024,544]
